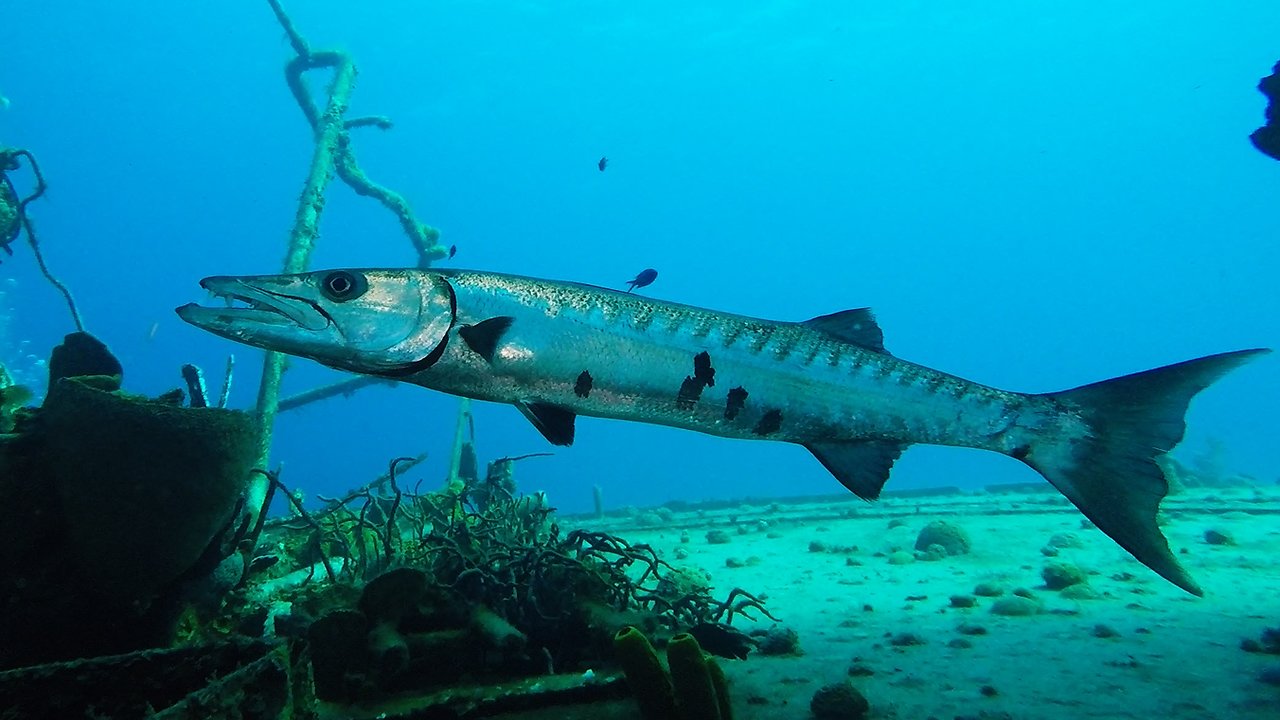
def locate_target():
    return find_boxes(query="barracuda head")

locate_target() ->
[176,269,456,376]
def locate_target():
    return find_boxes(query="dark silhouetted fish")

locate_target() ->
[598,156,608,171]
[626,268,657,293]
[1250,61,1280,160]
[688,622,757,659]
[448,244,457,259]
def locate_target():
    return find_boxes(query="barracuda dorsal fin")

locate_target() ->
[516,401,576,446]
[803,309,888,354]
[805,440,907,500]
[459,316,515,363]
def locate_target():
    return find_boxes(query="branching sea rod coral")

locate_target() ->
[247,451,775,678]
[403,487,777,668]
[0,147,83,332]
[248,0,451,528]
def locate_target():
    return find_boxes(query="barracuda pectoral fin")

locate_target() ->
[802,308,889,354]
[804,440,907,500]
[516,401,576,446]
[459,316,515,362]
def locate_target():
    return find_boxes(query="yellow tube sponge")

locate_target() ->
[706,653,733,720]
[667,633,722,720]
[614,626,677,720]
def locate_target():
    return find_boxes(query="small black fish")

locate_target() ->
[448,244,457,259]
[248,554,280,574]
[625,268,658,293]
[687,622,757,660]
[598,156,608,172]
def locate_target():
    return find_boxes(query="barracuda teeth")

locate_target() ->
[217,293,254,310]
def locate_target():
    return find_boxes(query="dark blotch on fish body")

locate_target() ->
[574,370,593,398]
[724,386,748,420]
[754,409,783,436]
[693,351,716,387]
[677,376,703,409]
[675,351,716,410]
[598,156,608,171]
[626,268,658,293]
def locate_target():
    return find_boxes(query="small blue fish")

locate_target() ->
[598,156,608,172]
[625,268,658,293]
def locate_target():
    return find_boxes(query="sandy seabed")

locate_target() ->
[553,484,1279,720]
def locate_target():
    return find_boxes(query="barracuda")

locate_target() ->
[177,267,1268,595]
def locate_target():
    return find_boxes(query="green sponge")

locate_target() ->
[42,374,262,601]
[614,626,677,720]
[706,653,733,720]
[667,633,722,720]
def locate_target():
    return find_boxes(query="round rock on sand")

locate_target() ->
[811,681,870,719]
[991,596,1041,616]
[914,520,971,556]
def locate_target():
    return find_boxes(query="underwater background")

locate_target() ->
[3,3,1280,719]
[3,1,1278,512]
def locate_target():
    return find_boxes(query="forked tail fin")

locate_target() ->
[1019,348,1270,596]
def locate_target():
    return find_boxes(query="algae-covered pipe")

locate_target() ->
[249,5,359,518]
[446,398,472,487]
[249,0,447,528]
[277,375,394,413]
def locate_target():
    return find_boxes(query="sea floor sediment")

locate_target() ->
[563,483,1280,720]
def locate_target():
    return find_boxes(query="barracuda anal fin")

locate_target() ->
[804,440,908,500]
[516,401,576,446]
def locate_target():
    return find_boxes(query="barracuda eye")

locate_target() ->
[320,271,368,302]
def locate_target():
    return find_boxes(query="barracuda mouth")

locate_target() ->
[175,276,330,334]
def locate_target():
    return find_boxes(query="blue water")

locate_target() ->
[2,1,1277,513]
